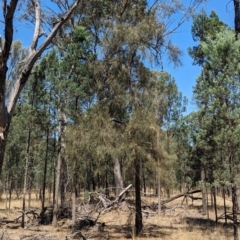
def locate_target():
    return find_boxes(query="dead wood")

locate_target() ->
[217,212,240,223]
[15,210,40,222]
[187,195,202,201]
[95,184,132,213]
[1,219,15,224]
[162,189,201,204]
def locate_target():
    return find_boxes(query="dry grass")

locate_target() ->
[0,191,237,239]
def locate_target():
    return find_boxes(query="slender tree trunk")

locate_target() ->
[22,128,31,228]
[8,179,12,210]
[212,187,218,224]
[52,111,66,226]
[105,166,109,198]
[135,156,142,236]
[52,130,57,205]
[223,187,227,224]
[142,164,146,197]
[28,180,32,208]
[5,174,9,210]
[60,156,67,206]
[236,184,240,210]
[72,159,77,233]
[157,158,161,215]
[232,185,239,240]
[41,128,49,223]
[114,158,123,197]
[201,168,207,215]
[234,0,240,36]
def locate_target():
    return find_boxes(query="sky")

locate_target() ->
[0,0,235,114]
[163,0,234,113]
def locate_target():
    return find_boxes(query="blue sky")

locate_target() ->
[163,0,234,113]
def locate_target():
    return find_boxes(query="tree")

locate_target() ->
[188,10,227,66]
[194,29,240,240]
[188,10,228,216]
[0,0,80,174]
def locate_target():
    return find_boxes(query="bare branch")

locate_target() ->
[30,0,41,54]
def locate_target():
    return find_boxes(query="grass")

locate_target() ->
[0,191,237,239]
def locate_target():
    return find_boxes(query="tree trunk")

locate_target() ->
[201,168,207,215]
[60,155,67,206]
[157,158,161,215]
[135,157,142,236]
[232,185,239,240]
[212,187,218,224]
[105,167,109,198]
[114,158,123,197]
[52,111,66,227]
[72,159,77,233]
[236,184,240,210]
[234,0,240,36]
[41,128,49,223]
[22,128,31,228]
[223,187,227,224]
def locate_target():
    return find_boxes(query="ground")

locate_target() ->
[0,191,236,240]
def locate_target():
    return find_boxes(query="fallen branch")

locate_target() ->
[218,212,240,223]
[15,210,39,222]
[162,189,201,204]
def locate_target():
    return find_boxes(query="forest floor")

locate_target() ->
[0,190,236,240]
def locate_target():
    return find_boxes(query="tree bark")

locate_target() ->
[236,184,240,210]
[52,111,66,226]
[201,168,207,215]
[41,127,49,223]
[212,187,218,224]
[223,187,227,224]
[72,159,77,233]
[22,128,31,228]
[232,185,239,240]
[135,157,142,236]
[234,0,240,36]
[157,158,161,215]
[114,158,123,197]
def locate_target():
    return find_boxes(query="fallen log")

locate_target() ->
[162,189,202,204]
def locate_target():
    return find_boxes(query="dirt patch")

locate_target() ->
[0,193,237,240]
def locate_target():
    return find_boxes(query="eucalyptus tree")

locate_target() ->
[0,0,80,175]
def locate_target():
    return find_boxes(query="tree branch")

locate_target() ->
[3,0,18,61]
[7,0,80,117]
[30,0,41,54]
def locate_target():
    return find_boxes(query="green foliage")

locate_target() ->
[192,29,240,187]
[188,10,228,65]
